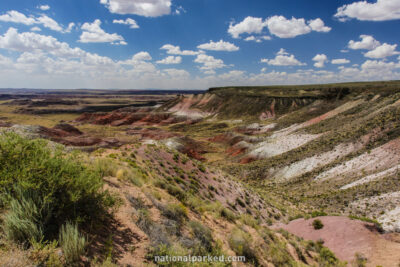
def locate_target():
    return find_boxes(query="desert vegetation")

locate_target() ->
[1,81,400,266]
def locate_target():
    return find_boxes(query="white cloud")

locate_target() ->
[174,6,186,15]
[194,54,225,71]
[244,35,271,43]
[113,18,139,29]
[31,26,41,32]
[335,0,400,21]
[228,15,330,39]
[197,40,239,52]
[156,55,182,64]
[364,43,399,58]
[228,16,267,39]
[0,54,13,67]
[331,58,350,64]
[39,5,50,11]
[79,19,125,45]
[348,35,380,50]
[244,36,256,41]
[266,16,311,38]
[0,10,36,25]
[131,51,152,61]
[163,68,190,78]
[361,59,400,70]
[36,15,63,32]
[160,44,198,55]
[100,0,171,17]
[261,48,306,66]
[0,10,72,33]
[312,54,328,68]
[0,28,91,60]
[308,18,331,32]
[65,23,75,33]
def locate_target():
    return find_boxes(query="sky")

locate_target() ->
[0,0,399,89]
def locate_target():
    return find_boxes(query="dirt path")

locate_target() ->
[273,216,400,266]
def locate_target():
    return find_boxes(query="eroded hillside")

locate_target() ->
[1,82,400,266]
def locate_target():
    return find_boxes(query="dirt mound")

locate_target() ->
[53,123,83,136]
[274,216,400,266]
[75,109,191,127]
[35,123,122,148]
[126,127,178,140]
[163,136,208,161]
[0,121,12,127]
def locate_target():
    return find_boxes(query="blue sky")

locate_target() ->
[0,0,399,89]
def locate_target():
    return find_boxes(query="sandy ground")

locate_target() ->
[273,216,400,267]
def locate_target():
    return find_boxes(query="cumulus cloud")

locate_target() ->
[348,35,399,58]
[331,58,350,64]
[335,0,400,21]
[100,0,171,17]
[244,35,271,43]
[79,19,126,45]
[228,16,267,39]
[156,55,182,64]
[312,54,328,68]
[163,68,190,78]
[0,28,83,56]
[228,15,330,39]
[160,44,198,55]
[30,26,41,32]
[0,10,36,25]
[113,18,139,29]
[267,16,331,38]
[65,23,75,33]
[261,49,306,66]
[131,51,152,61]
[0,10,72,33]
[266,16,311,38]
[364,43,399,58]
[308,18,331,32]
[348,35,380,50]
[39,5,50,11]
[194,54,225,71]
[197,40,239,52]
[36,15,63,32]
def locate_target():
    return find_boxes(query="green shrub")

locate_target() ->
[312,219,324,230]
[59,222,86,263]
[354,253,367,267]
[318,247,345,266]
[93,158,118,177]
[2,187,46,245]
[228,228,258,265]
[162,203,187,224]
[348,215,383,232]
[0,133,114,241]
[220,208,236,222]
[189,221,213,252]
[239,214,259,228]
[311,211,327,218]
[268,242,293,266]
[166,185,186,202]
